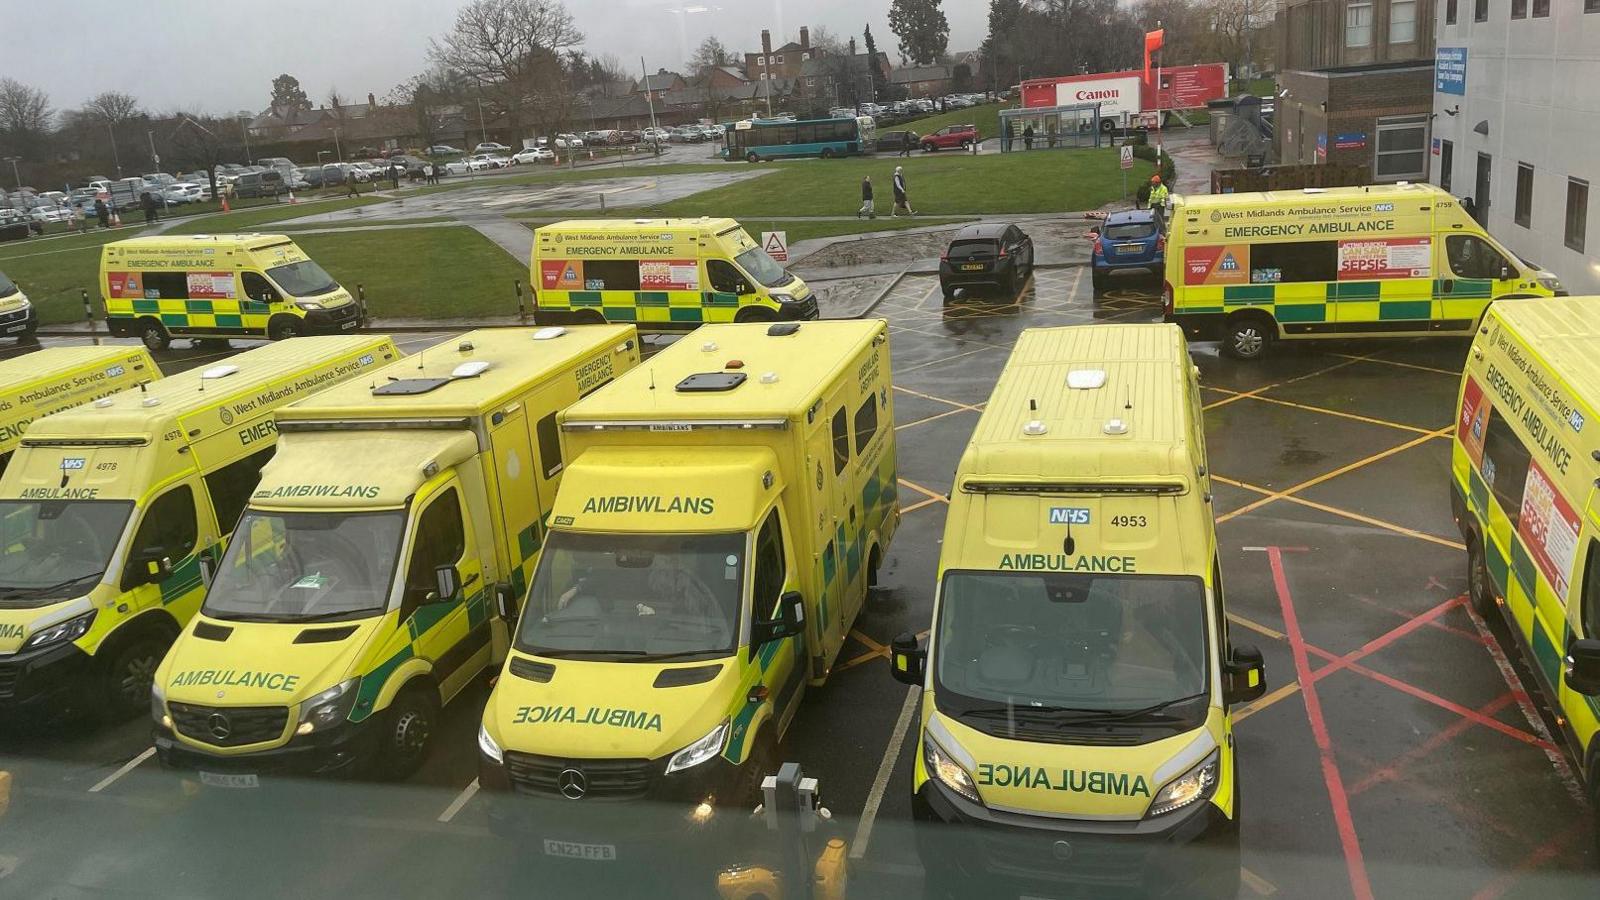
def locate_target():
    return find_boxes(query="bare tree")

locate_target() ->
[429,0,585,136]
[808,25,847,56]
[690,35,731,71]
[84,91,142,125]
[0,78,53,157]
[1207,0,1272,79]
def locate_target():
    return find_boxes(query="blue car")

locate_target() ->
[1091,209,1164,292]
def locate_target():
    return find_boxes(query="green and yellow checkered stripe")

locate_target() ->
[1177,278,1445,325]
[105,298,275,333]
[537,289,765,324]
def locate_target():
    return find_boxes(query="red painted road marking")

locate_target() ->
[1308,595,1466,682]
[1262,546,1375,900]
[1350,593,1485,645]
[1468,831,1577,900]
[1348,692,1516,796]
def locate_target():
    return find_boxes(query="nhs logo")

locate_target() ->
[1049,507,1091,525]
[60,457,86,470]
[1374,202,1394,212]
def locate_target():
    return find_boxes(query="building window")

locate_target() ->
[1533,0,1549,16]
[1439,139,1453,192]
[758,56,766,67]
[1589,0,1600,13]
[1346,2,1373,47]
[1475,0,1488,22]
[1390,0,1417,41]
[774,54,784,64]
[801,52,810,61]
[1514,163,1534,228]
[1512,0,1527,18]
[1374,115,1429,181]
[1447,0,1457,24]
[1566,178,1589,252]
[806,77,816,87]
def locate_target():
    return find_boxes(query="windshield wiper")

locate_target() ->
[638,649,727,661]
[1043,692,1210,725]
[0,571,102,601]
[292,609,379,623]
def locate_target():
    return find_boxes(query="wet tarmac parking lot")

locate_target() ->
[0,267,1594,899]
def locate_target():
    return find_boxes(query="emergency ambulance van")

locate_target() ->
[1163,183,1562,359]
[153,326,641,781]
[101,234,365,351]
[889,324,1265,898]
[1450,297,1600,844]
[531,218,818,329]
[478,321,896,850]
[0,347,161,474]
[0,267,38,339]
[0,335,398,720]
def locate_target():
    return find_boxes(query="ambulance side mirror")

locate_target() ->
[890,631,926,686]
[752,591,805,654]
[1564,639,1600,696]
[1224,644,1266,705]
[430,564,461,603]
[130,547,172,586]
[494,581,519,623]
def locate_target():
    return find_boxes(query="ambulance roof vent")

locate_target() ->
[767,323,801,337]
[1301,187,1327,194]
[201,364,239,380]
[451,360,491,379]
[1067,369,1106,390]
[532,327,565,341]
[94,398,115,408]
[1103,418,1128,435]
[141,397,161,408]
[676,371,747,393]
[1022,420,1048,436]
[700,341,719,352]
[760,372,780,384]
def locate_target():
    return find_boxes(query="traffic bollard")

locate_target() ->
[357,283,369,326]
[515,280,526,321]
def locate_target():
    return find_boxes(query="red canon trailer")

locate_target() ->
[1020,63,1229,131]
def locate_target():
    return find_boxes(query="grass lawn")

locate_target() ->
[164,196,389,235]
[1,246,104,325]
[641,149,1149,218]
[714,217,970,244]
[276,216,458,232]
[292,227,528,320]
[891,101,1011,141]
[408,161,728,197]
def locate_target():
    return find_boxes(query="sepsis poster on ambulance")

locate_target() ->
[1337,237,1431,280]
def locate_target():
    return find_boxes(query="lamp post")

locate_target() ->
[240,115,253,164]
[477,98,489,146]
[3,157,20,193]
[108,121,123,177]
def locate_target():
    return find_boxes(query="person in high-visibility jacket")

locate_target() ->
[1149,175,1170,231]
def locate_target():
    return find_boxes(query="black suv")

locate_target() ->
[875,130,920,154]
[939,223,1035,299]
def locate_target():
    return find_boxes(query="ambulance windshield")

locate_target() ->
[518,530,744,661]
[0,500,132,607]
[934,571,1209,727]
[266,260,339,298]
[734,245,792,288]
[203,509,404,622]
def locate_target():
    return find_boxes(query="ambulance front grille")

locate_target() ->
[503,751,656,799]
[169,701,289,747]
[0,662,16,699]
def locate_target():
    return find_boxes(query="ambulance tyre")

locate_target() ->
[99,625,175,721]
[738,728,779,807]
[267,316,304,341]
[138,318,170,352]
[1194,781,1242,899]
[867,546,883,591]
[1466,536,1495,618]
[1222,313,1272,360]
[735,306,777,323]
[378,683,438,781]
[1589,751,1600,855]
[575,310,607,325]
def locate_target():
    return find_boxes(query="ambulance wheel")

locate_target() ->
[139,319,170,352]
[378,684,438,781]
[1467,537,1495,618]
[574,310,607,325]
[267,317,303,341]
[1091,271,1108,294]
[738,728,780,808]
[1222,315,1272,360]
[734,306,777,323]
[101,634,170,720]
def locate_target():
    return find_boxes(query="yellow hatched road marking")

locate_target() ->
[1202,355,1373,411]
[1205,387,1433,435]
[1210,474,1466,551]
[1217,427,1452,524]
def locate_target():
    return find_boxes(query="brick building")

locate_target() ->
[746,27,820,86]
[890,65,953,100]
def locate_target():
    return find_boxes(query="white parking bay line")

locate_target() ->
[849,685,920,860]
[88,747,156,793]
[438,778,480,823]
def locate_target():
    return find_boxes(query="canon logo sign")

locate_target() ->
[1075,88,1121,101]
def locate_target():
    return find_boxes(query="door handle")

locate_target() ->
[849,506,857,523]
[1441,279,1455,294]
[464,572,481,589]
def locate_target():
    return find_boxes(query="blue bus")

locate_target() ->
[722,116,876,161]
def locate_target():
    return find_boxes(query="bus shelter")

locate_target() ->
[999,104,1102,152]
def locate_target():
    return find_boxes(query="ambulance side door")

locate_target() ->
[804,407,848,670]
[238,271,279,336]
[1436,232,1518,332]
[120,478,214,625]
[398,481,487,700]
[1562,506,1600,764]
[490,402,548,615]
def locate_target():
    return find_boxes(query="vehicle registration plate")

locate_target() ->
[960,263,985,271]
[340,319,358,329]
[199,771,259,789]
[1116,244,1142,255]
[543,839,616,861]
[5,323,25,333]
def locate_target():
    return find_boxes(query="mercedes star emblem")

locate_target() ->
[557,767,588,800]
[1051,839,1074,861]
[207,712,232,741]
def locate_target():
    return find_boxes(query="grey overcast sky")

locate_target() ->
[13,0,987,116]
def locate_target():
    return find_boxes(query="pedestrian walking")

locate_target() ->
[1023,124,1035,151]
[94,198,110,229]
[389,164,400,190]
[1003,120,1014,153]
[140,191,158,225]
[899,132,916,158]
[1148,175,1170,232]
[346,170,362,199]
[891,166,915,217]
[858,176,875,219]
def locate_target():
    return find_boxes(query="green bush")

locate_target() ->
[1131,143,1177,185]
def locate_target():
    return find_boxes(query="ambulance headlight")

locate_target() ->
[665,719,729,774]
[477,723,503,765]
[150,681,169,727]
[1537,273,1563,293]
[769,293,796,304]
[20,610,96,651]
[295,678,359,734]
[293,300,322,311]
[1147,749,1220,818]
[923,733,980,804]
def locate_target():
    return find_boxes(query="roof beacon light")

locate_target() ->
[701,341,719,353]
[1067,369,1106,390]
[1023,420,1048,436]
[1103,418,1128,435]
[201,364,240,380]
[451,361,491,379]
[759,371,780,384]
[532,327,566,341]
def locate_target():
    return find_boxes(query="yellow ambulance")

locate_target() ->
[0,346,161,473]
[0,335,398,720]
[477,321,896,853]
[1450,297,1600,842]
[0,267,38,339]
[1163,183,1563,359]
[889,324,1265,898]
[531,218,818,329]
[153,326,640,782]
[101,234,365,351]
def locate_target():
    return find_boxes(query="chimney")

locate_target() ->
[848,38,857,57]
[367,92,376,111]
[761,29,772,55]
[800,27,809,49]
